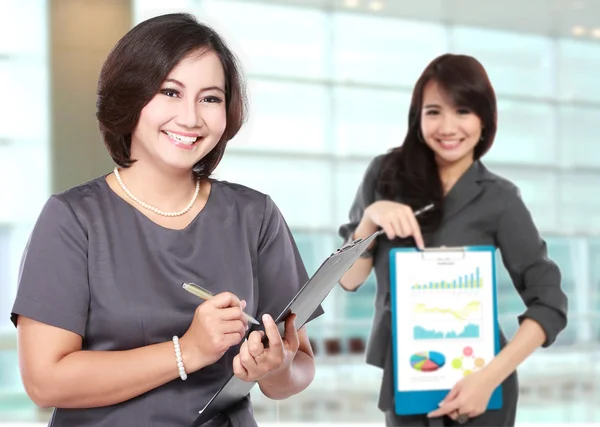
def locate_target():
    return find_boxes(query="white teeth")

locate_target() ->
[164,131,198,145]
[439,139,460,147]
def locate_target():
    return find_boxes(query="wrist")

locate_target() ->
[480,363,504,389]
[354,217,378,240]
[353,218,378,258]
[178,335,207,373]
[171,336,188,380]
[259,362,293,387]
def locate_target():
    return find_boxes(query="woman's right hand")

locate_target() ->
[180,292,248,371]
[362,201,425,249]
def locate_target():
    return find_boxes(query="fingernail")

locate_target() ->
[241,300,247,310]
[262,314,271,324]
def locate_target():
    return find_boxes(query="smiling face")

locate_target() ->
[420,80,483,170]
[130,49,227,174]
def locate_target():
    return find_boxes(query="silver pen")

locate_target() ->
[414,203,435,217]
[182,282,260,325]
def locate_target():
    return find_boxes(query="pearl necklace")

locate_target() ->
[113,167,200,217]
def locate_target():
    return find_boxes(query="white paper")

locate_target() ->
[392,249,497,392]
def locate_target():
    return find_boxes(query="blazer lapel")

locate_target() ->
[443,161,493,221]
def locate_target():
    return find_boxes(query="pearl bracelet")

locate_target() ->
[172,336,188,381]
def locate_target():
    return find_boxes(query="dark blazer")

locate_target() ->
[339,155,568,427]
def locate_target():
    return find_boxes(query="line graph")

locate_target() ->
[413,301,481,321]
[412,301,482,340]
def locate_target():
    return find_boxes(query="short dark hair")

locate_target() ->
[96,13,247,179]
[378,54,497,233]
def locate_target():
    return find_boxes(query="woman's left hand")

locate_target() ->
[427,370,496,422]
[233,313,298,382]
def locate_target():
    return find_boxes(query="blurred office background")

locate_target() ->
[1,0,600,424]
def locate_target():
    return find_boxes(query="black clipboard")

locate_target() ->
[190,230,382,426]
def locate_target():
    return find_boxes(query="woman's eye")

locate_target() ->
[160,89,179,98]
[200,96,223,104]
[457,108,471,115]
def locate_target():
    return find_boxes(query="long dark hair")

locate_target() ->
[96,13,247,180]
[377,53,497,233]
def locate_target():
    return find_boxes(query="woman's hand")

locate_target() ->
[180,292,248,371]
[232,313,298,382]
[362,201,425,249]
[427,370,496,422]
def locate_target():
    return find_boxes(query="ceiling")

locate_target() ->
[239,0,600,41]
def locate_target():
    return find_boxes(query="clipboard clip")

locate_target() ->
[335,230,385,254]
[420,246,466,261]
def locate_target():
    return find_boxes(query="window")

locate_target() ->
[450,27,555,99]
[559,172,600,234]
[333,87,410,156]
[333,158,372,226]
[545,237,578,346]
[0,145,51,224]
[0,226,12,333]
[214,154,333,230]
[0,0,50,337]
[332,14,447,86]
[588,239,600,341]
[486,99,557,165]
[0,0,47,56]
[339,278,376,355]
[557,39,600,103]
[558,105,600,168]
[345,272,377,322]
[133,0,199,24]
[291,232,336,276]
[199,0,328,80]
[229,79,330,153]
[0,59,49,143]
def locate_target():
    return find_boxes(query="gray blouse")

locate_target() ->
[11,175,322,427]
[338,155,568,426]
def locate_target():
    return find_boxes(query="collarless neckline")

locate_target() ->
[100,175,218,232]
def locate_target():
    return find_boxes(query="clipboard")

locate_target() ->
[389,246,503,416]
[190,230,381,426]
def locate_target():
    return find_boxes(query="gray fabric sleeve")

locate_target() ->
[256,195,324,325]
[496,186,568,347]
[10,195,90,337]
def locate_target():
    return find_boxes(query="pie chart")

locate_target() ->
[410,351,446,372]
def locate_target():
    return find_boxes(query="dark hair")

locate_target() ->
[96,13,247,180]
[377,53,497,233]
